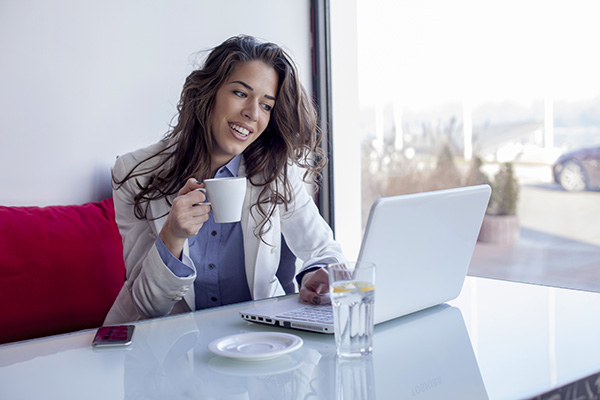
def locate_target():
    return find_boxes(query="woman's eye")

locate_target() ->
[233,90,246,98]
[261,103,273,112]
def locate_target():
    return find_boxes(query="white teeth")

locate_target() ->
[230,124,250,136]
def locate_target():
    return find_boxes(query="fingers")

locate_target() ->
[170,197,210,236]
[299,268,330,305]
[160,179,212,255]
[178,178,203,196]
[180,179,207,205]
[175,178,210,209]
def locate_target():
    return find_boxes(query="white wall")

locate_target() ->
[0,0,312,206]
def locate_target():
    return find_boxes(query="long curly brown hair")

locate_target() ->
[113,35,326,240]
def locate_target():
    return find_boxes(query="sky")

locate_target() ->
[356,0,600,109]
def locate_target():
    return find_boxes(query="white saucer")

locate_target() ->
[208,332,303,361]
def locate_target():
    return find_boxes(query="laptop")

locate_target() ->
[239,184,491,334]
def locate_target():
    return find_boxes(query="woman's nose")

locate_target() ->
[242,101,259,121]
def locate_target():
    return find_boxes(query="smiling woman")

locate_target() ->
[103,35,345,325]
[210,61,278,169]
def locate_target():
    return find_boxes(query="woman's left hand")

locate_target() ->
[299,267,330,305]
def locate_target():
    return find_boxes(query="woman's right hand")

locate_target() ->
[159,178,211,258]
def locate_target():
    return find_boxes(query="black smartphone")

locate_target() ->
[92,325,135,348]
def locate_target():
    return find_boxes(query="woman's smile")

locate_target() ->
[229,122,253,138]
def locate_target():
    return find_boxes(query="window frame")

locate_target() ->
[311,0,335,231]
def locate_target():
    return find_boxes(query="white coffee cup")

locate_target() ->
[196,177,247,223]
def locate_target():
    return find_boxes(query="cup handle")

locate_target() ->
[193,188,211,206]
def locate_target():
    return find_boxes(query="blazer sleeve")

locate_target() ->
[110,152,196,320]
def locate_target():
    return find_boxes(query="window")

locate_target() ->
[330,0,600,291]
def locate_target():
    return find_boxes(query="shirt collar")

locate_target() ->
[215,154,242,178]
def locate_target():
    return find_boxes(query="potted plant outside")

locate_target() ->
[478,162,520,245]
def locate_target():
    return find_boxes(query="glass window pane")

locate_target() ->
[332,0,600,291]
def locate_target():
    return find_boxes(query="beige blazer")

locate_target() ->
[104,140,344,325]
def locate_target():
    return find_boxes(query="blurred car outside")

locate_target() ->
[552,145,600,191]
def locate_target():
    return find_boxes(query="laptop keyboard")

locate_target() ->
[277,305,334,324]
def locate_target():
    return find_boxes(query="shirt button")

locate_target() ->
[209,263,216,270]
[211,230,217,236]
[211,296,218,302]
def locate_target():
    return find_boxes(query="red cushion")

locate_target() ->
[0,198,125,344]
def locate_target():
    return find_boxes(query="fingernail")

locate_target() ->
[313,296,319,305]
[196,181,202,185]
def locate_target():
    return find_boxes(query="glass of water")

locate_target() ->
[328,261,376,358]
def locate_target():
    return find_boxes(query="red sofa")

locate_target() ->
[0,198,125,344]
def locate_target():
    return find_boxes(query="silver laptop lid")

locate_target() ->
[359,185,491,324]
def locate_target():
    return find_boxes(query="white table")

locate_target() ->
[1,276,600,399]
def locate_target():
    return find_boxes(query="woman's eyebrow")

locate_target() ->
[231,80,276,101]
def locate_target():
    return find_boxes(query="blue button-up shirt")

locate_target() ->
[156,155,251,309]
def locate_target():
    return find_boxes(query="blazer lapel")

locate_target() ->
[148,197,170,237]
[239,162,281,299]
[239,163,259,298]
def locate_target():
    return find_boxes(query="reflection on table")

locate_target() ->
[116,305,485,399]
[2,277,600,399]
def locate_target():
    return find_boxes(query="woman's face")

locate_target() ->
[210,60,278,173]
